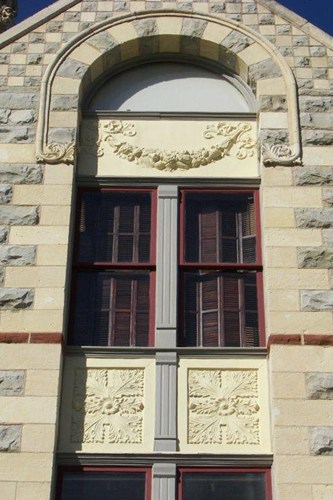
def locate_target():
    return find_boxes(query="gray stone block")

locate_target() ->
[276,25,291,35]
[29,32,44,43]
[249,59,281,82]
[0,206,39,225]
[222,30,253,53]
[310,46,326,57]
[47,21,63,32]
[259,129,288,145]
[306,374,333,400]
[310,427,333,455]
[0,126,35,144]
[0,288,34,309]
[0,164,42,184]
[278,47,293,57]
[299,97,333,112]
[293,166,333,186]
[294,35,308,46]
[48,127,76,144]
[259,96,287,112]
[295,57,310,67]
[88,31,118,53]
[0,93,37,110]
[298,248,333,269]
[57,59,88,79]
[8,65,25,77]
[210,3,226,13]
[0,184,12,203]
[323,188,333,206]
[259,13,274,24]
[0,227,8,243]
[11,43,27,53]
[323,230,333,246]
[9,110,36,125]
[243,3,256,13]
[82,1,97,11]
[295,208,333,228]
[0,54,9,64]
[0,371,25,396]
[24,77,41,87]
[114,1,129,11]
[0,246,36,266]
[0,110,10,124]
[302,130,333,146]
[50,95,79,111]
[301,290,333,311]
[297,79,314,90]
[27,54,43,65]
[301,113,333,130]
[133,19,158,37]
[0,425,21,452]
[181,18,207,38]
[181,36,200,56]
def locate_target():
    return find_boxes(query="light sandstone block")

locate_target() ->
[238,43,268,65]
[25,370,60,397]
[21,424,56,453]
[39,206,71,226]
[160,35,180,53]
[0,345,61,370]
[260,112,288,129]
[0,454,54,482]
[108,22,138,43]
[272,399,333,427]
[0,397,57,424]
[0,309,64,332]
[0,145,35,163]
[312,485,333,499]
[52,76,81,95]
[262,187,323,208]
[263,207,295,228]
[265,247,298,268]
[13,185,72,206]
[270,372,306,399]
[257,76,286,95]
[262,166,293,186]
[9,227,70,245]
[274,456,333,484]
[43,164,74,185]
[268,312,333,334]
[264,228,322,247]
[0,482,16,500]
[266,290,300,311]
[270,346,333,373]
[201,23,232,45]
[5,267,66,288]
[303,147,333,166]
[120,39,140,60]
[15,482,51,500]
[36,245,68,266]
[34,288,65,310]
[273,426,309,455]
[265,269,328,290]
[275,484,312,500]
[49,111,77,128]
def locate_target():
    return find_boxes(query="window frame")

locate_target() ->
[177,467,272,500]
[178,188,265,347]
[56,466,152,500]
[68,187,157,347]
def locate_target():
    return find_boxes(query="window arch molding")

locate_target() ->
[36,10,301,166]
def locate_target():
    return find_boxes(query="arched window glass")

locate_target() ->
[88,62,253,113]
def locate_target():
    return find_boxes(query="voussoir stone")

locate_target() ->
[306,374,333,400]
[0,371,25,396]
[0,246,36,266]
[249,59,281,82]
[0,164,42,184]
[133,18,158,37]
[301,290,333,311]
[57,59,89,79]
[295,208,333,228]
[310,427,333,455]
[0,206,39,225]
[298,248,333,269]
[181,18,207,38]
[0,425,21,452]
[87,31,118,53]
[293,166,333,186]
[222,30,253,53]
[0,288,34,309]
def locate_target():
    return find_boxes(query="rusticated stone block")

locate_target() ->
[259,96,287,112]
[222,30,253,53]
[50,95,79,111]
[0,227,8,243]
[301,113,333,130]
[210,3,226,13]
[57,59,89,79]
[293,166,333,186]
[0,425,21,451]
[0,126,35,144]
[310,427,333,455]
[0,184,12,204]
[259,129,288,145]
[0,246,36,266]
[306,374,333,400]
[0,93,37,110]
[0,164,42,184]
[181,18,207,38]
[298,248,333,269]
[301,290,333,311]
[259,13,274,24]
[323,230,333,246]
[87,31,118,53]
[249,59,281,85]
[302,130,333,146]
[0,110,10,124]
[0,288,34,309]
[133,18,158,37]
[295,208,333,228]
[0,206,39,225]
[0,371,24,395]
[9,110,36,125]
[323,188,333,206]
[299,96,333,112]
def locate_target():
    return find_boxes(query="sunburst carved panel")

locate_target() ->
[188,369,260,445]
[71,368,144,444]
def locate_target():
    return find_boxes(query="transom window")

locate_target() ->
[69,188,263,347]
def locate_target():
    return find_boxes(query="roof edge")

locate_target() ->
[257,0,333,50]
[0,0,81,48]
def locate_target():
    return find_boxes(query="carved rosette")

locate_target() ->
[188,369,260,445]
[82,120,256,171]
[71,368,145,444]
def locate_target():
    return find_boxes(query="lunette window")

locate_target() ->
[69,188,263,347]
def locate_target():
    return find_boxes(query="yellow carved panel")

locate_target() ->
[58,357,155,453]
[78,118,258,178]
[178,357,271,454]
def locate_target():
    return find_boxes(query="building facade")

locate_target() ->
[0,1,333,499]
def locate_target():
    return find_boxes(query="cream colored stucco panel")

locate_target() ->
[78,118,258,179]
[58,356,155,453]
[178,357,271,454]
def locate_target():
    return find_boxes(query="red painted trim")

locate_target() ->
[0,332,29,343]
[257,271,266,347]
[178,467,272,500]
[267,334,302,350]
[303,334,333,346]
[30,333,63,344]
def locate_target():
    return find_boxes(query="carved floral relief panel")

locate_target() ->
[178,358,271,454]
[78,118,258,179]
[58,357,155,453]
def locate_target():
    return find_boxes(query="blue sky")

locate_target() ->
[16,0,333,36]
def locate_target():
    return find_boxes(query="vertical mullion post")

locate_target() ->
[152,463,177,500]
[154,352,177,451]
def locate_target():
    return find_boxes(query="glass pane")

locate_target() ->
[61,471,146,500]
[182,472,266,500]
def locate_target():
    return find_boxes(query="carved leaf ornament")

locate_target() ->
[82,120,256,171]
[71,368,144,444]
[188,369,260,445]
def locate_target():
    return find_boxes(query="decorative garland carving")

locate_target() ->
[188,369,260,445]
[82,120,256,171]
[71,368,144,444]
[262,143,302,166]
[36,142,75,164]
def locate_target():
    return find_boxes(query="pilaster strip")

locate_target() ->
[154,352,177,452]
[152,463,177,500]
